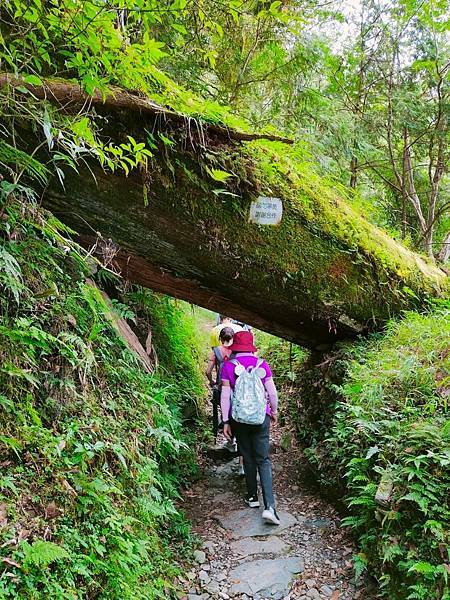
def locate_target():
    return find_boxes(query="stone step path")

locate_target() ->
[178,435,375,600]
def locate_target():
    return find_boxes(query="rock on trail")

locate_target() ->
[230,537,289,557]
[217,509,299,538]
[228,557,304,598]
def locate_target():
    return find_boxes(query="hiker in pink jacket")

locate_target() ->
[220,331,280,525]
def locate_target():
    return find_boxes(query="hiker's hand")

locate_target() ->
[270,413,278,425]
[223,423,232,440]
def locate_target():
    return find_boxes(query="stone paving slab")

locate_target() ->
[230,536,289,557]
[303,517,334,530]
[213,463,239,477]
[206,462,242,488]
[228,556,304,598]
[218,508,298,538]
[206,445,239,460]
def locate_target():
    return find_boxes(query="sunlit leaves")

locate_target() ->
[205,166,233,182]
[21,540,69,568]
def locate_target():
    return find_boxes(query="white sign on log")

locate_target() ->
[249,196,283,225]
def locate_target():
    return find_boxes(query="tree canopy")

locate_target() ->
[1,0,448,261]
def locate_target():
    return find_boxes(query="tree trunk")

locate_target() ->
[401,192,407,240]
[402,130,434,258]
[438,231,450,263]
[2,76,447,348]
[350,156,358,188]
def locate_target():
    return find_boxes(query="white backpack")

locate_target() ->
[231,359,267,425]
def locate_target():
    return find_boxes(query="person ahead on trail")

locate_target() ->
[220,331,280,525]
[209,316,243,348]
[206,326,234,388]
[233,320,252,332]
[206,326,234,441]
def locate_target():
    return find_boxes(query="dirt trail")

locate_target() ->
[178,428,376,600]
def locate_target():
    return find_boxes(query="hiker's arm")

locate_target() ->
[220,381,232,440]
[264,377,278,422]
[206,350,215,386]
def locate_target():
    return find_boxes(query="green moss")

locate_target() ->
[145,135,446,336]
[243,140,446,290]
[3,77,447,343]
[123,289,205,403]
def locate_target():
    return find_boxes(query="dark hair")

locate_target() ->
[219,326,234,343]
[219,315,231,322]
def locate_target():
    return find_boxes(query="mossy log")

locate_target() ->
[2,77,447,347]
[0,74,293,145]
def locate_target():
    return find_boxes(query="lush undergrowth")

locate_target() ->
[0,199,206,599]
[280,307,449,600]
[261,309,450,599]
[255,331,308,421]
[333,308,449,600]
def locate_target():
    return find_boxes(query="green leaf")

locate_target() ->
[408,561,437,576]
[158,133,174,146]
[402,286,419,299]
[205,166,233,183]
[0,435,23,452]
[353,552,368,581]
[0,247,24,302]
[365,445,379,459]
[22,540,69,568]
[23,74,43,86]
[270,1,282,13]
[0,364,39,387]
[212,189,239,197]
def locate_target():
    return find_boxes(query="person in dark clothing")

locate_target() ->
[206,326,234,442]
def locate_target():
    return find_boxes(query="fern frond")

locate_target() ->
[0,246,24,302]
[22,540,69,567]
[0,140,49,184]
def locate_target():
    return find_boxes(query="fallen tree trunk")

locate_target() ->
[2,77,447,347]
[0,73,293,145]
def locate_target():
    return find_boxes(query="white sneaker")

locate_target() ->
[223,440,237,452]
[238,465,245,476]
[245,495,260,508]
[262,506,281,525]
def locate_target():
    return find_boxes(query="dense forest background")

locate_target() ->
[161,0,449,260]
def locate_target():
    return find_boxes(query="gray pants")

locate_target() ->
[232,415,275,509]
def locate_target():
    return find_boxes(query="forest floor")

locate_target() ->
[177,426,378,600]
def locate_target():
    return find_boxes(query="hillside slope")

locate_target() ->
[267,307,450,600]
[0,199,205,599]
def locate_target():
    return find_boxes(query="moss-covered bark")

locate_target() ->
[3,78,448,347]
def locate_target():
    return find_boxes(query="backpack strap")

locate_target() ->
[231,358,264,368]
[213,346,224,364]
[230,358,246,377]
[253,358,266,378]
[213,347,228,387]
[245,358,265,373]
